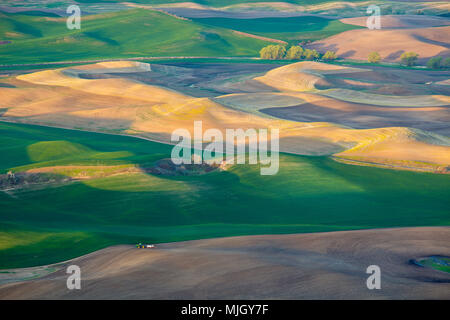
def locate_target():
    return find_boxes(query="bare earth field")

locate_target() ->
[309,26,450,62]
[0,227,449,299]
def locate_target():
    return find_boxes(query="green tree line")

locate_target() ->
[261,45,449,69]
[368,51,450,69]
[259,45,337,61]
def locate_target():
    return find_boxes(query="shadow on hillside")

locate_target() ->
[0,108,8,117]
[386,50,404,60]
[339,50,356,59]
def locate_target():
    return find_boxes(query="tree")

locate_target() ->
[285,46,303,60]
[368,51,381,63]
[442,57,450,68]
[427,57,442,69]
[259,45,286,60]
[304,49,319,60]
[259,45,273,59]
[6,171,17,185]
[400,52,419,66]
[322,51,337,61]
[273,45,286,59]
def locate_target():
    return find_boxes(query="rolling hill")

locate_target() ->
[0,0,449,301]
[340,14,450,29]
[1,60,449,173]
[191,15,361,42]
[0,8,273,64]
[308,26,450,62]
[1,227,449,299]
[0,121,449,269]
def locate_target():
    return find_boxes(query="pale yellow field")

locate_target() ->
[254,61,363,92]
[1,61,449,173]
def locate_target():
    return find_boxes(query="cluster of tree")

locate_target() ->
[260,45,337,61]
[400,52,419,66]
[261,46,448,69]
[259,45,287,60]
[426,56,450,69]
[322,51,338,61]
[6,171,17,184]
[368,52,381,63]
[367,51,426,67]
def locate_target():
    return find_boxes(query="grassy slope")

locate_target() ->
[0,9,272,64]
[0,121,449,268]
[193,16,362,42]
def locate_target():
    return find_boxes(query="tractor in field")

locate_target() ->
[136,243,155,249]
